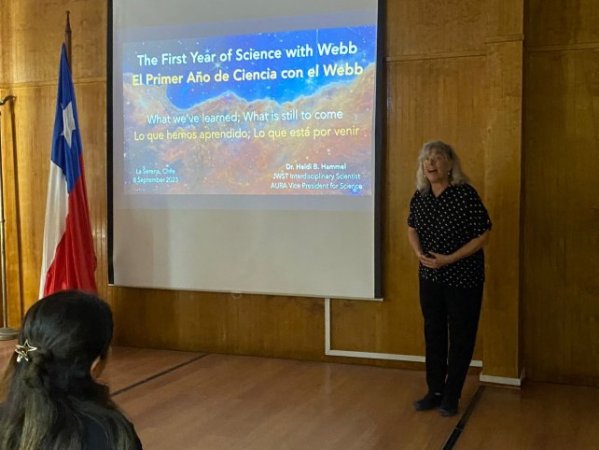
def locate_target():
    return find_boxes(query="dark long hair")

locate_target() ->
[0,291,138,450]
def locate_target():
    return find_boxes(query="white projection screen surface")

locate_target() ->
[108,0,384,299]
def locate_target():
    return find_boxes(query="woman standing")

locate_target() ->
[407,140,491,417]
[0,291,142,449]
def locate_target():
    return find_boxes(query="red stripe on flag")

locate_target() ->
[43,167,97,296]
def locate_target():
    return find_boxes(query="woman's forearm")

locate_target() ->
[425,231,490,269]
[448,230,490,264]
[407,227,423,258]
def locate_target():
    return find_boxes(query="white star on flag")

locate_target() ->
[62,102,76,148]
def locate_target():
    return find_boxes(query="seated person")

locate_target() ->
[0,290,142,449]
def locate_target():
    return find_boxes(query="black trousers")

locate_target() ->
[419,278,483,401]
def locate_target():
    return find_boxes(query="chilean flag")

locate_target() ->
[39,45,97,297]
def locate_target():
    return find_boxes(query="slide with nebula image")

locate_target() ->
[121,24,376,196]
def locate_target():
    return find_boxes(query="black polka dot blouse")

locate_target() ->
[408,183,492,288]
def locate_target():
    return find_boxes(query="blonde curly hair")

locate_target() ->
[416,140,470,193]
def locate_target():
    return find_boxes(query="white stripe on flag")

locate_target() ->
[39,163,69,297]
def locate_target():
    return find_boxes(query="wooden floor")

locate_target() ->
[1,341,598,449]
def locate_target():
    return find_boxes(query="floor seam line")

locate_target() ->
[112,353,208,397]
[441,385,485,450]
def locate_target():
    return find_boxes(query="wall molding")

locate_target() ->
[479,370,526,387]
[387,49,485,63]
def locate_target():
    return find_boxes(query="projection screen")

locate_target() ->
[108,0,384,299]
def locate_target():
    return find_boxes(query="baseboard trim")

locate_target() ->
[479,370,525,387]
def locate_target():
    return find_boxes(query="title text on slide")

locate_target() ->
[132,62,363,86]
[135,41,359,67]
[132,40,364,86]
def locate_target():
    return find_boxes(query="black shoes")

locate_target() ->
[413,392,443,411]
[413,393,459,416]
[438,397,459,417]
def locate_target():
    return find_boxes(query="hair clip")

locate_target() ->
[15,339,38,363]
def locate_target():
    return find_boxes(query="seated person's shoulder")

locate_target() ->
[82,414,110,450]
[82,414,142,450]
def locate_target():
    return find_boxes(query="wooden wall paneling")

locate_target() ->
[0,88,26,327]
[480,41,523,380]
[0,90,11,327]
[523,0,599,384]
[523,49,599,385]
[475,0,524,381]
[0,92,3,327]
[386,0,486,58]
[526,0,599,48]
[486,0,524,39]
[3,85,58,314]
[1,0,106,85]
[111,288,326,360]
[0,1,9,83]
[0,2,12,327]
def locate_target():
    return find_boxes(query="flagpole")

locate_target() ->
[0,95,18,341]
[65,11,72,70]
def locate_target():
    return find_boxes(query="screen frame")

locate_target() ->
[107,0,385,300]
